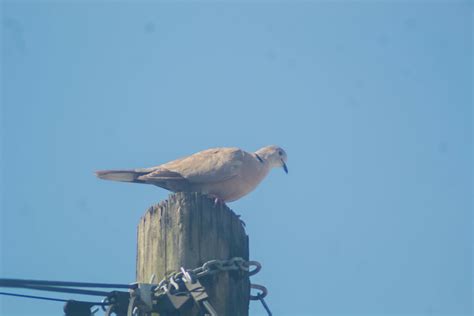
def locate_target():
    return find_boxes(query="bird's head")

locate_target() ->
[255,145,288,174]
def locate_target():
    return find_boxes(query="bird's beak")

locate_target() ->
[282,161,288,174]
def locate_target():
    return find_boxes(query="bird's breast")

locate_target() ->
[199,163,269,202]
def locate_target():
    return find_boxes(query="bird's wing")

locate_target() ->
[156,147,245,184]
[138,168,186,181]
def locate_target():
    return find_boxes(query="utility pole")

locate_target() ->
[136,192,250,315]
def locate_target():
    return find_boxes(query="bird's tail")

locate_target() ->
[95,170,146,183]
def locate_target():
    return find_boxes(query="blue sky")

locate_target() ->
[1,1,472,315]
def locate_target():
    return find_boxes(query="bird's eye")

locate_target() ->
[278,151,283,156]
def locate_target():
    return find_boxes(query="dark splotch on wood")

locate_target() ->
[136,192,250,316]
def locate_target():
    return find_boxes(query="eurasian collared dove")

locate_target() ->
[96,145,288,202]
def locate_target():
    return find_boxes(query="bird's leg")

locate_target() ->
[214,197,225,206]
[206,194,245,227]
[207,194,225,207]
[236,214,246,228]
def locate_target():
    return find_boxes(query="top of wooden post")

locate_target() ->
[136,192,250,315]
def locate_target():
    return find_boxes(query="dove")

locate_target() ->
[95,145,288,202]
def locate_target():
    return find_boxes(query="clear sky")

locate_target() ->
[1,1,472,315]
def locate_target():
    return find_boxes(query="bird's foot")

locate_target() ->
[214,197,225,207]
[207,194,226,207]
[236,214,246,228]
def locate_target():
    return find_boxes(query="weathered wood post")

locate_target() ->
[136,192,250,315]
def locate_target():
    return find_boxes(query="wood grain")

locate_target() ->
[136,192,250,315]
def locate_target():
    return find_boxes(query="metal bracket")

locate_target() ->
[63,300,95,316]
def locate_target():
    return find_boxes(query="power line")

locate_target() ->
[0,291,108,305]
[0,278,132,289]
[0,257,271,316]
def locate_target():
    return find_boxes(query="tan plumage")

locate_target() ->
[96,145,288,202]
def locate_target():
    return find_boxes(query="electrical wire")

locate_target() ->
[3,284,112,296]
[0,291,108,306]
[0,278,132,289]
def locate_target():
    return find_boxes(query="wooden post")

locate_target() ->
[136,192,250,315]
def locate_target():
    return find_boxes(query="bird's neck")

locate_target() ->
[253,154,275,175]
[254,149,273,162]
